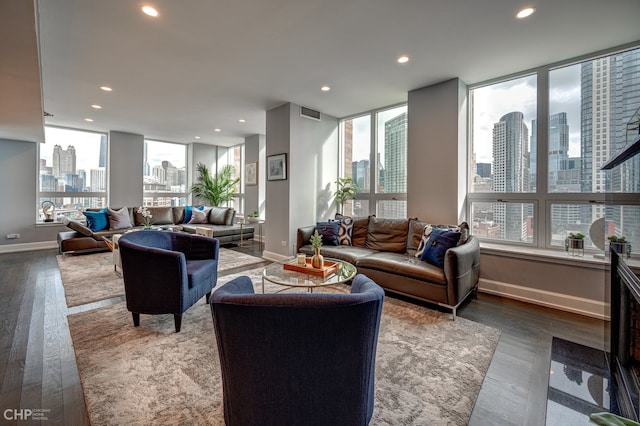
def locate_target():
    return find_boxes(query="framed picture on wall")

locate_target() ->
[267,153,287,181]
[245,162,257,186]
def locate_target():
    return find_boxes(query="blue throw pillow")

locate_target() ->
[84,208,108,232]
[184,205,193,223]
[420,227,461,268]
[337,217,353,246]
[316,221,339,246]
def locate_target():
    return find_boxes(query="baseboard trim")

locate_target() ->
[0,241,58,254]
[261,250,289,263]
[479,278,610,321]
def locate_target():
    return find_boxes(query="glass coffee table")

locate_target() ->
[262,257,357,293]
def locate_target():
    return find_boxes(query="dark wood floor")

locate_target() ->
[0,247,606,425]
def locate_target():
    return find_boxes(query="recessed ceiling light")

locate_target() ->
[84,118,94,122]
[238,119,246,123]
[397,55,410,64]
[100,86,112,92]
[321,86,331,92]
[91,104,102,109]
[195,136,201,139]
[214,128,221,132]
[142,6,158,17]
[516,7,535,19]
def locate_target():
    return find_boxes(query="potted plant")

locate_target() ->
[190,163,239,207]
[608,235,632,259]
[310,230,324,268]
[333,177,361,215]
[247,210,260,223]
[565,232,585,256]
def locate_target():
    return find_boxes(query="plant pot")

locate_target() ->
[311,248,324,269]
[565,238,585,257]
[247,216,260,223]
[610,242,631,259]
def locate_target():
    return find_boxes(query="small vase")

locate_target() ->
[311,248,324,269]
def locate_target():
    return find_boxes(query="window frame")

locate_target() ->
[339,102,408,218]
[143,139,188,207]
[467,44,640,252]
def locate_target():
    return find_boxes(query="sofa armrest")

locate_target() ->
[63,217,93,237]
[296,226,316,253]
[443,235,480,306]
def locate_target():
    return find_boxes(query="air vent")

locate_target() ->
[300,106,321,121]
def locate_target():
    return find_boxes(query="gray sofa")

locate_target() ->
[296,216,480,319]
[58,206,253,254]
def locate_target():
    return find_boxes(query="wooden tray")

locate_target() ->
[283,258,340,277]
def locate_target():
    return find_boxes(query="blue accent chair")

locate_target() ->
[118,231,219,332]
[210,274,385,425]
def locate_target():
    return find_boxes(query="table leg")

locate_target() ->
[262,276,265,294]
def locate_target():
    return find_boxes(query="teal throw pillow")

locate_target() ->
[84,209,108,232]
[420,227,461,268]
[337,217,353,245]
[184,205,193,223]
[316,221,339,246]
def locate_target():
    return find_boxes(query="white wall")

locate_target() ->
[109,131,143,207]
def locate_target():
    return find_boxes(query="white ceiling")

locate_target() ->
[21,0,640,146]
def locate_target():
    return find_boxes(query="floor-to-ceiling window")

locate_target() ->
[468,46,640,255]
[218,144,245,213]
[339,104,407,218]
[143,140,187,206]
[38,126,108,221]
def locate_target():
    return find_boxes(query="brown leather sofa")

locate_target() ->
[296,216,480,319]
[58,206,253,254]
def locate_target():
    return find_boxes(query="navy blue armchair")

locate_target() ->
[119,231,219,332]
[210,274,385,426]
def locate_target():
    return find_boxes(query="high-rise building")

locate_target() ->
[492,112,530,241]
[476,163,492,179]
[52,144,76,177]
[379,112,407,218]
[98,135,107,168]
[90,168,106,192]
[547,112,569,192]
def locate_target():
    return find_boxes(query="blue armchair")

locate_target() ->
[210,274,385,426]
[118,231,219,332]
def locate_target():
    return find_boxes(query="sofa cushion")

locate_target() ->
[63,217,93,237]
[337,217,353,246]
[209,206,235,225]
[298,244,378,265]
[108,207,133,230]
[365,217,408,253]
[406,219,430,253]
[188,208,210,224]
[316,221,339,246]
[421,227,461,268]
[186,259,218,289]
[84,208,108,232]
[356,252,446,285]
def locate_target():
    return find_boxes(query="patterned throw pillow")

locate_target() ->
[420,227,461,268]
[84,209,108,232]
[108,207,132,230]
[316,221,339,246]
[188,208,209,224]
[337,217,354,245]
[414,224,433,258]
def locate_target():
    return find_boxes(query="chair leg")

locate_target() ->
[132,312,140,327]
[174,314,182,333]
[205,291,212,304]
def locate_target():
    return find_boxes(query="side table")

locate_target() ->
[238,220,263,248]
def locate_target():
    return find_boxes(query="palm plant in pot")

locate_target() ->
[190,163,239,207]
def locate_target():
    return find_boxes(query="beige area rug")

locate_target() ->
[68,268,501,425]
[57,248,266,307]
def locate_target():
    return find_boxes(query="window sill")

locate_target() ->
[480,242,640,272]
[35,221,67,227]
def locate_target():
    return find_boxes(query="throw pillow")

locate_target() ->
[414,224,434,258]
[184,205,193,223]
[420,227,461,268]
[316,221,339,246]
[108,207,132,230]
[83,209,108,232]
[188,208,209,224]
[337,217,354,246]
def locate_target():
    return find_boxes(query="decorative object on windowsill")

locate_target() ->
[589,217,606,253]
[190,163,240,206]
[333,177,361,215]
[137,206,153,229]
[608,235,632,260]
[41,201,55,222]
[310,230,324,268]
[247,210,260,223]
[565,232,585,257]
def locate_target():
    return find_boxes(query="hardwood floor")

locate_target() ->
[0,248,606,425]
